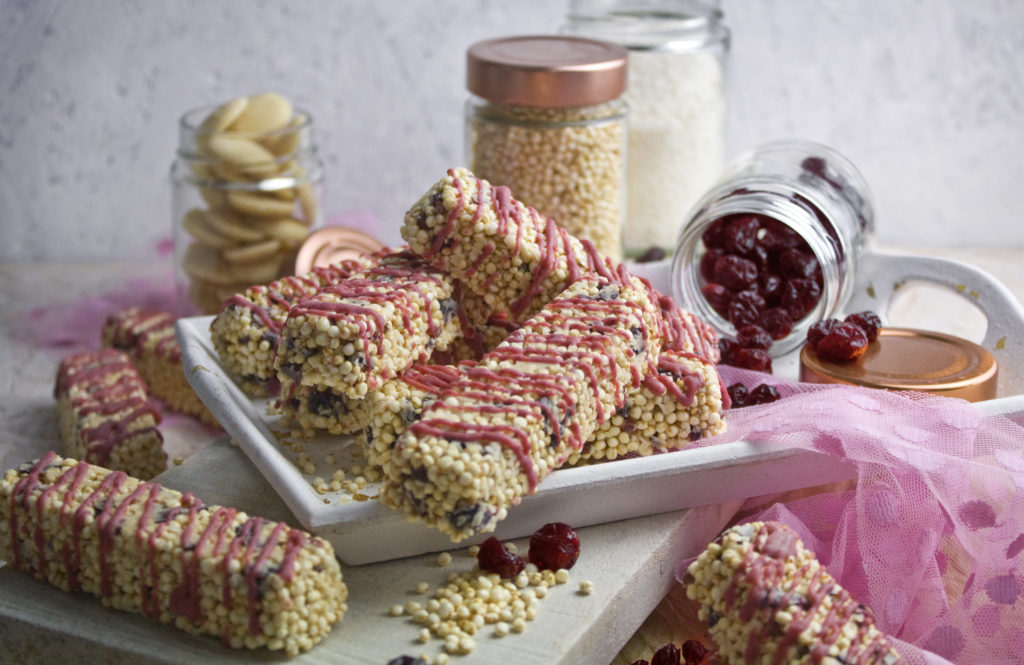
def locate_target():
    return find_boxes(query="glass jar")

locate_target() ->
[465,35,628,262]
[170,94,324,314]
[564,0,730,259]
[671,139,875,356]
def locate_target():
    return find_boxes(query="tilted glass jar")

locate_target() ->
[170,95,324,314]
[671,139,875,356]
[465,35,628,262]
[563,0,730,259]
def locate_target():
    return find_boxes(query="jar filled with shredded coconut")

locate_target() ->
[465,35,629,261]
[564,0,730,259]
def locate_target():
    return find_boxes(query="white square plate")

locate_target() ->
[176,315,863,564]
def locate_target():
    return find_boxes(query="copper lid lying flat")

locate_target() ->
[467,35,628,107]
[294,226,383,273]
[800,327,998,402]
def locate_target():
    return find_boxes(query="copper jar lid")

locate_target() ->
[294,226,383,273]
[800,327,998,402]
[466,35,628,108]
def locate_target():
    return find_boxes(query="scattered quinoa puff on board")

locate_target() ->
[0,452,348,656]
[381,273,663,540]
[55,349,167,480]
[686,521,905,665]
[102,307,218,426]
[209,255,375,397]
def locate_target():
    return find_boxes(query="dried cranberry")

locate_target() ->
[528,522,581,571]
[701,218,728,249]
[760,218,803,251]
[713,254,758,291]
[701,283,732,317]
[736,324,772,350]
[636,246,666,263]
[727,382,749,407]
[844,310,881,342]
[718,338,739,365]
[806,318,840,350]
[699,248,723,282]
[476,536,524,578]
[781,278,821,320]
[758,272,784,305]
[727,299,760,329]
[723,215,761,256]
[816,322,869,362]
[734,347,773,373]
[651,642,682,665]
[750,383,781,405]
[681,639,710,665]
[777,248,819,281]
[759,307,794,340]
[727,290,764,329]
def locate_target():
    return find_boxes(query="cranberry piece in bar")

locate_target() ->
[713,254,758,291]
[817,321,869,362]
[636,246,667,263]
[528,522,581,571]
[845,310,881,342]
[737,324,772,350]
[477,536,525,579]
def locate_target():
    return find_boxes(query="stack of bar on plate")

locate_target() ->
[210,167,729,541]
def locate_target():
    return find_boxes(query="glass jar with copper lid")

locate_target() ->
[465,35,629,261]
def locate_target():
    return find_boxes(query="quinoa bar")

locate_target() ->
[55,349,166,480]
[102,307,217,425]
[568,348,727,465]
[274,250,463,399]
[0,452,348,656]
[272,376,372,437]
[686,521,905,665]
[210,255,375,396]
[380,272,662,540]
[402,167,624,322]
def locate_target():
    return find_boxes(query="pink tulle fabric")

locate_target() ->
[676,366,1024,664]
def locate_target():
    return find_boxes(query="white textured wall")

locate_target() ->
[1,0,1022,260]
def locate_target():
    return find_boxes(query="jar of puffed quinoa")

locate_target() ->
[171,93,324,314]
[671,139,875,357]
[465,35,628,261]
[563,0,730,259]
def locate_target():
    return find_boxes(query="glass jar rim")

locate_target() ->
[178,104,314,141]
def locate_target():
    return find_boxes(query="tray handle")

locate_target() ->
[848,250,1024,397]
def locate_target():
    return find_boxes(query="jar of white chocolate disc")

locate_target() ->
[465,35,628,261]
[563,0,729,260]
[671,139,875,358]
[171,93,324,314]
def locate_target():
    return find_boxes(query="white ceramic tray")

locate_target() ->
[177,250,1024,565]
[177,314,859,564]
